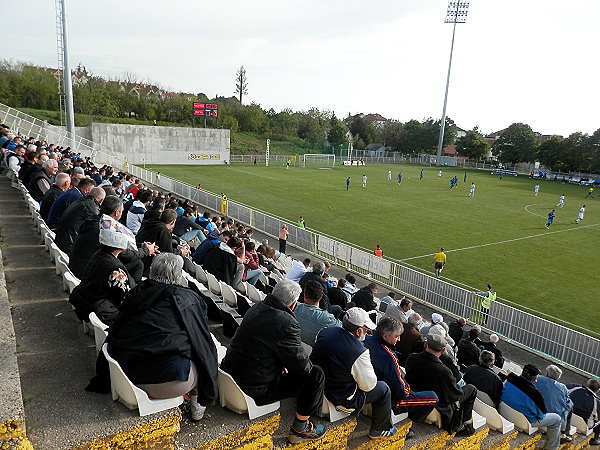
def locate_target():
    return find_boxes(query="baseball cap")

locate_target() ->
[431,313,443,324]
[426,333,448,351]
[345,307,377,330]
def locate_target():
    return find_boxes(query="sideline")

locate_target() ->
[400,221,600,262]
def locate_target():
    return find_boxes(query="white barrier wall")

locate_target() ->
[89,123,230,165]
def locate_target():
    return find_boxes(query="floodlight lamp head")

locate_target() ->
[445,1,469,23]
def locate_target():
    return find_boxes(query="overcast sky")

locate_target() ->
[6,0,599,136]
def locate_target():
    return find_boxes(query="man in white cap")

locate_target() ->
[311,307,397,440]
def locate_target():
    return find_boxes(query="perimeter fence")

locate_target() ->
[1,102,598,377]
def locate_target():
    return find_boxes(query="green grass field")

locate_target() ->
[146,162,599,335]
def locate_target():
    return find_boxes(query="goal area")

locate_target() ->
[302,154,336,167]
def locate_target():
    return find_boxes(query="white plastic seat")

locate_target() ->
[425,408,443,428]
[571,414,593,436]
[49,242,60,263]
[89,312,109,355]
[195,264,208,283]
[63,271,80,294]
[474,397,514,433]
[43,232,54,252]
[468,410,487,430]
[236,280,248,295]
[218,368,279,420]
[320,396,352,422]
[102,343,184,416]
[246,283,266,303]
[499,402,538,434]
[206,272,222,296]
[56,255,70,277]
[220,282,238,307]
[211,333,227,364]
[258,272,269,286]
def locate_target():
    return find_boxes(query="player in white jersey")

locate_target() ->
[534,184,540,197]
[556,194,565,208]
[387,170,391,181]
[575,205,585,223]
[362,174,367,188]
[468,182,475,197]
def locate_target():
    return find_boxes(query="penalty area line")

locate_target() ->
[399,222,600,262]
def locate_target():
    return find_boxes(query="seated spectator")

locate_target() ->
[55,187,106,253]
[405,334,477,435]
[194,211,211,229]
[457,327,482,370]
[311,308,397,440]
[294,280,341,345]
[221,279,327,444]
[68,195,158,282]
[255,244,276,272]
[481,334,505,369]
[39,173,70,221]
[426,313,455,348]
[174,207,206,244]
[365,317,438,426]
[237,241,262,285]
[203,236,244,288]
[352,283,379,312]
[567,379,600,446]
[106,253,218,421]
[394,313,426,365]
[287,258,311,282]
[192,231,228,265]
[448,318,467,349]
[4,144,25,180]
[299,262,330,309]
[28,159,58,201]
[342,274,358,299]
[327,278,348,309]
[463,350,503,407]
[47,176,95,229]
[136,197,166,235]
[126,189,153,234]
[536,365,574,442]
[501,364,562,450]
[378,292,397,313]
[69,222,134,325]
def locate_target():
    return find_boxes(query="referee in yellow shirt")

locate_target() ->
[433,248,446,279]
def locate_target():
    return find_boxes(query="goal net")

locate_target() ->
[303,154,336,167]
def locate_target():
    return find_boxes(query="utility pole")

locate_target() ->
[55,0,76,150]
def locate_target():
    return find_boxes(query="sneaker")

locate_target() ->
[455,424,475,437]
[560,434,573,444]
[405,429,415,439]
[590,437,600,446]
[190,403,206,421]
[369,426,397,439]
[288,421,326,444]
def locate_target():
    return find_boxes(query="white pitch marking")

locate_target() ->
[400,222,600,261]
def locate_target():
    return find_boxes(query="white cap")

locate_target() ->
[345,307,377,330]
[431,313,443,324]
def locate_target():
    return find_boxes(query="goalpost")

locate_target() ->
[303,154,336,167]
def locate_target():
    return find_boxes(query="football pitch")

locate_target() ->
[146,162,599,335]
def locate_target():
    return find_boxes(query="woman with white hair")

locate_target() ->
[105,253,218,421]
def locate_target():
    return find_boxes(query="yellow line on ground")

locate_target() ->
[288,421,356,450]
[195,414,280,450]
[355,421,412,450]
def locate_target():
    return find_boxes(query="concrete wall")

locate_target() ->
[90,123,230,165]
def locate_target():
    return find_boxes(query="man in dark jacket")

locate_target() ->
[405,333,477,435]
[567,379,600,445]
[481,334,505,369]
[462,350,503,407]
[55,187,105,253]
[192,231,227,265]
[47,177,95,229]
[106,253,218,421]
[202,236,243,287]
[448,318,467,349]
[40,173,70,221]
[68,196,157,281]
[365,317,438,424]
[221,279,327,444]
[298,261,330,310]
[352,283,379,312]
[28,159,58,201]
[457,327,482,370]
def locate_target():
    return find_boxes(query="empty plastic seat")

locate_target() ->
[102,344,184,416]
[211,333,227,364]
[195,264,208,283]
[246,283,265,303]
[63,271,80,294]
[55,255,70,277]
[499,402,538,435]
[206,272,222,296]
[218,368,279,420]
[220,281,238,307]
[473,397,514,433]
[425,408,443,428]
[219,304,243,338]
[571,414,593,436]
[89,312,109,355]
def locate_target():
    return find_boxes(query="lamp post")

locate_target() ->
[435,1,469,166]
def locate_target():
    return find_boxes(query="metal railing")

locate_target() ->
[2,101,598,377]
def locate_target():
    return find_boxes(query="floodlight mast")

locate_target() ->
[56,0,76,151]
[435,1,469,166]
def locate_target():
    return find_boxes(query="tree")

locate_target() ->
[347,116,378,146]
[492,123,539,164]
[536,136,568,171]
[456,127,489,160]
[327,118,348,148]
[234,65,248,104]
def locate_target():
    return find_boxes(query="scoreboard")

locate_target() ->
[193,103,218,117]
